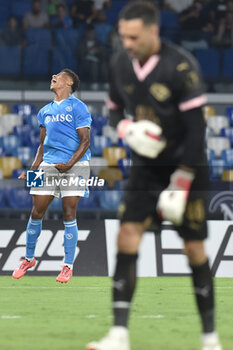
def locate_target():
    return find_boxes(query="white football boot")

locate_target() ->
[202,332,222,350]
[86,326,130,350]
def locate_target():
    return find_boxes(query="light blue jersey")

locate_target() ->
[37,95,92,164]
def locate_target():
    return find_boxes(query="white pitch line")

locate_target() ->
[86,315,97,318]
[1,315,21,319]
[141,315,164,319]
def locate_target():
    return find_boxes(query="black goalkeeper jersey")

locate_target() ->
[108,41,207,168]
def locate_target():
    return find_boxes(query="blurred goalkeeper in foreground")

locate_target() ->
[87,2,222,350]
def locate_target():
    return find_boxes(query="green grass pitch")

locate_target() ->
[0,276,232,350]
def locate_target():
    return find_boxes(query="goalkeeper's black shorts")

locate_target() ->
[118,162,208,241]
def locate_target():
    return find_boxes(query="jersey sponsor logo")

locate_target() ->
[149,83,171,102]
[49,114,73,122]
[65,106,72,112]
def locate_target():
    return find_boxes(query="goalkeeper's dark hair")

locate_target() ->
[119,1,160,26]
[61,68,80,93]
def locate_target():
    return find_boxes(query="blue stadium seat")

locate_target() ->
[0,46,21,75]
[161,11,178,28]
[13,125,32,145]
[106,1,126,24]
[195,49,220,79]
[13,147,35,167]
[7,187,32,209]
[13,103,37,117]
[12,168,24,179]
[25,133,40,150]
[23,46,50,76]
[117,158,132,178]
[0,146,5,157]
[222,49,233,78]
[222,149,233,168]
[91,114,108,135]
[55,29,81,53]
[26,115,40,133]
[11,0,32,20]
[99,190,123,210]
[0,135,21,156]
[52,48,77,74]
[206,148,215,162]
[117,138,131,157]
[225,107,233,126]
[90,135,112,156]
[90,127,99,139]
[78,191,98,209]
[25,28,52,49]
[220,127,233,146]
[114,179,128,190]
[209,158,226,179]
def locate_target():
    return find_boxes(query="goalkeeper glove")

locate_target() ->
[117,119,166,158]
[156,168,195,225]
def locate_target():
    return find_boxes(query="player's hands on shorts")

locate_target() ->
[156,168,195,225]
[55,162,73,173]
[117,119,166,158]
[18,171,26,180]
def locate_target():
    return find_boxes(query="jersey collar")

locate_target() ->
[132,55,160,82]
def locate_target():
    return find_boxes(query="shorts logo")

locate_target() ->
[45,116,51,124]
[28,229,36,235]
[66,106,72,112]
[26,170,44,188]
[66,233,73,240]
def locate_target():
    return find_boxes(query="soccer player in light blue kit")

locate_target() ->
[12,68,91,283]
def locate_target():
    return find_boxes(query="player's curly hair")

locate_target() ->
[61,68,80,93]
[119,1,160,26]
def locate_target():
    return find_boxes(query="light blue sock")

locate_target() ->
[64,219,78,265]
[26,217,43,259]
